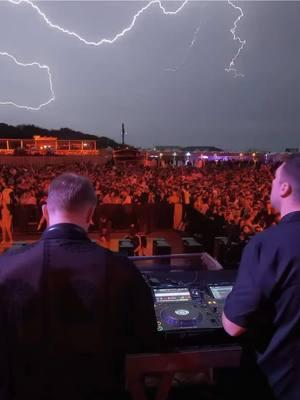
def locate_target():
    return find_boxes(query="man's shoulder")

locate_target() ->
[0,241,40,259]
[0,242,42,281]
[244,222,298,258]
[102,247,143,282]
[84,242,134,269]
[249,224,281,245]
[105,248,135,269]
[0,240,137,282]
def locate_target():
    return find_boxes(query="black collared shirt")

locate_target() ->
[224,211,300,400]
[0,223,157,399]
[41,223,89,240]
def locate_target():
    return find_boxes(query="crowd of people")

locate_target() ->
[0,157,299,400]
[0,160,278,253]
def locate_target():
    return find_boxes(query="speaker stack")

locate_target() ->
[118,239,134,256]
[182,237,203,253]
[152,238,171,264]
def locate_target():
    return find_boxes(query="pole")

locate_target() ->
[122,123,125,145]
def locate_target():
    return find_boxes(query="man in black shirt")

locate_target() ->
[0,173,157,400]
[223,155,300,400]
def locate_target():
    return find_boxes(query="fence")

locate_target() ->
[12,204,174,233]
[0,153,111,167]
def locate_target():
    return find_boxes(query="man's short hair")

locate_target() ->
[281,154,300,201]
[47,173,97,213]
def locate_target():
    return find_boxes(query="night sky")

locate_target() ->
[0,1,300,151]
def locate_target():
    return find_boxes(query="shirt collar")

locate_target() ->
[280,211,300,224]
[41,223,89,240]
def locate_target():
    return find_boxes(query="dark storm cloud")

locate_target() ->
[0,1,299,151]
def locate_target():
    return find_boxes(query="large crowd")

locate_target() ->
[0,161,279,255]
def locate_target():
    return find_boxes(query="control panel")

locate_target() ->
[142,270,234,334]
[154,287,229,332]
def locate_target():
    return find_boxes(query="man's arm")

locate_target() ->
[223,236,267,335]
[222,311,247,337]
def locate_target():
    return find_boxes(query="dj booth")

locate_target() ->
[2,245,241,399]
[126,254,241,400]
[126,346,241,400]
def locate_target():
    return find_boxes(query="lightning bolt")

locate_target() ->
[165,0,245,75]
[225,0,246,78]
[1,0,189,111]
[0,51,55,111]
[1,0,246,111]
[189,25,201,49]
[164,24,202,73]
[9,0,189,47]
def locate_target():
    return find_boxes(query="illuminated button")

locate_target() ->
[175,309,190,316]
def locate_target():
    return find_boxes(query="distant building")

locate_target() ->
[112,147,144,165]
[153,145,223,152]
[183,146,223,152]
[153,145,182,152]
[0,135,97,155]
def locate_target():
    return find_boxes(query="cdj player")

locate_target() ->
[143,269,236,347]
[153,286,231,331]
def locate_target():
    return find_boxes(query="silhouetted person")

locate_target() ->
[0,173,157,400]
[0,180,14,245]
[223,155,300,400]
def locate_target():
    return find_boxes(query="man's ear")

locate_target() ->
[280,182,292,198]
[42,204,49,225]
[86,205,95,225]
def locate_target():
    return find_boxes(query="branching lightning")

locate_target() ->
[9,0,189,47]
[165,1,245,76]
[0,51,55,110]
[1,0,188,111]
[1,0,246,111]
[225,0,246,78]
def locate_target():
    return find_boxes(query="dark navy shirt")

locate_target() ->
[224,211,300,400]
[0,223,157,400]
